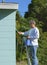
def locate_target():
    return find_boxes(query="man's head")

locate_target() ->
[29,20,36,28]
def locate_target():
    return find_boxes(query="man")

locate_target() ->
[18,20,39,65]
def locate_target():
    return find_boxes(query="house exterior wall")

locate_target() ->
[0,9,16,65]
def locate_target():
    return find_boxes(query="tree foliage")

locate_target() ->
[24,0,47,31]
[16,0,47,65]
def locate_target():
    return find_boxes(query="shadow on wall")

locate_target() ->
[0,9,15,20]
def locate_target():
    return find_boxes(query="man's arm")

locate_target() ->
[18,30,29,36]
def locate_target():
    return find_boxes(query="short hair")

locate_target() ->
[29,20,36,25]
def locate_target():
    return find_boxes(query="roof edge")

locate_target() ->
[0,2,18,9]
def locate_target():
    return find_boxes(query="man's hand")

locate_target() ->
[18,32,24,35]
[27,36,31,39]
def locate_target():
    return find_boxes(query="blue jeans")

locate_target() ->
[23,37,38,65]
[26,46,38,65]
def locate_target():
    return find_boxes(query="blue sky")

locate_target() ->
[0,0,31,16]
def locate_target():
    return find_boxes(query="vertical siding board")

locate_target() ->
[0,10,16,65]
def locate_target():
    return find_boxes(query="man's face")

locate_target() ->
[30,23,35,28]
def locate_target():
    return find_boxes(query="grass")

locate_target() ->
[16,61,27,65]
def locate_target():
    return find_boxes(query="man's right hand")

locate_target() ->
[18,32,24,35]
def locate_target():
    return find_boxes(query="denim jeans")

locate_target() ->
[23,37,38,65]
[26,46,38,65]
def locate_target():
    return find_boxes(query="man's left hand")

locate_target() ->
[27,36,30,39]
